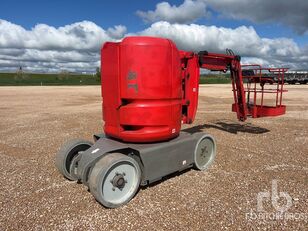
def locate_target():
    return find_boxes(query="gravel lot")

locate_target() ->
[0,85,307,230]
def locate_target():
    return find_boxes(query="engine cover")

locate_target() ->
[101,36,182,142]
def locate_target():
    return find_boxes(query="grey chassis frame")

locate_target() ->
[72,131,214,187]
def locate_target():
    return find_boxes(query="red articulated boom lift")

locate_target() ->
[55,37,287,208]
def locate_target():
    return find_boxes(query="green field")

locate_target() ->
[0,72,100,86]
[199,74,231,84]
[0,72,231,86]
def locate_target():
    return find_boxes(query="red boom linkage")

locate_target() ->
[180,50,288,124]
[180,50,248,123]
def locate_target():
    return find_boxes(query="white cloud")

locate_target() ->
[0,19,123,72]
[139,21,302,63]
[241,57,270,67]
[0,19,114,51]
[0,19,306,72]
[107,25,127,39]
[136,0,208,24]
[204,0,308,34]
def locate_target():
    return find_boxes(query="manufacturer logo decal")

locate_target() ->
[127,70,138,93]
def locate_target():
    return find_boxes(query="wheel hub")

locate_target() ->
[200,146,207,157]
[111,173,127,190]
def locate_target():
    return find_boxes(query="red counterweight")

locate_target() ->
[102,37,182,142]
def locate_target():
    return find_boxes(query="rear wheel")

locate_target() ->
[55,139,93,181]
[89,153,141,208]
[193,134,216,170]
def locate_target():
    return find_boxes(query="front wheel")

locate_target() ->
[55,139,93,181]
[88,153,141,208]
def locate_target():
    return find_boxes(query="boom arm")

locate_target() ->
[180,50,248,124]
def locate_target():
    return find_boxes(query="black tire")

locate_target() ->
[89,153,141,208]
[55,139,93,181]
[193,134,216,171]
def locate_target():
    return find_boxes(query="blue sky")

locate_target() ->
[0,0,307,72]
[2,0,148,31]
[2,0,306,44]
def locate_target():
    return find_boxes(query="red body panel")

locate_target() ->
[101,37,182,142]
[179,51,200,124]
[101,42,121,136]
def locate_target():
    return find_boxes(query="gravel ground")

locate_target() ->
[0,85,307,230]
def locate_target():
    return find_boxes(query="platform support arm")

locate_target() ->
[198,51,248,121]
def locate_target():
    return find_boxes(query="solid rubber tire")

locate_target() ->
[193,134,216,171]
[88,153,141,208]
[55,139,93,180]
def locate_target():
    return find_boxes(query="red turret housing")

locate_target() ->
[101,36,182,142]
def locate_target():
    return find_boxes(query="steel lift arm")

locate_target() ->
[180,50,248,124]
